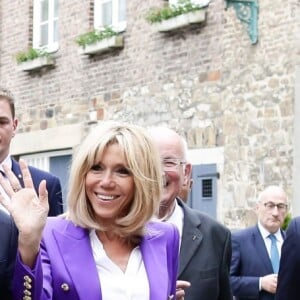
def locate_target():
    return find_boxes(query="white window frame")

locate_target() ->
[33,0,59,52]
[94,0,126,32]
[21,150,72,172]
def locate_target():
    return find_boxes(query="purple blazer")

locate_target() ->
[12,217,179,300]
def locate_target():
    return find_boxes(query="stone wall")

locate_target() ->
[0,0,299,228]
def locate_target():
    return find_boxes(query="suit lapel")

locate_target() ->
[252,226,273,272]
[11,159,24,186]
[140,228,170,300]
[53,224,102,300]
[177,200,203,277]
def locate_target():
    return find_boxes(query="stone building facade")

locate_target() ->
[0,0,299,228]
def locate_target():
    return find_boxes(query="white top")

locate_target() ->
[258,221,284,258]
[89,230,150,300]
[165,200,184,249]
[257,221,283,289]
[0,156,13,214]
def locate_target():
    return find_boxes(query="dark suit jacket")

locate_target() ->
[178,199,232,300]
[275,217,300,300]
[230,225,285,300]
[0,210,18,300]
[12,158,63,216]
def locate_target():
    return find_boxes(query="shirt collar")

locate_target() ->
[166,200,184,240]
[0,156,12,173]
[258,221,282,241]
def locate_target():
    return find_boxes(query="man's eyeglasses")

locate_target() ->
[263,202,288,211]
[162,159,186,171]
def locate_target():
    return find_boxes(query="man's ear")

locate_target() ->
[12,118,18,137]
[183,163,192,185]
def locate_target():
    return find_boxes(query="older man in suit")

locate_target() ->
[275,216,300,300]
[0,87,63,216]
[230,186,288,300]
[0,210,18,299]
[149,126,232,300]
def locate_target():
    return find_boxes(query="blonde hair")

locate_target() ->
[66,121,163,241]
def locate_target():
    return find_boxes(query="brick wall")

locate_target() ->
[0,0,299,227]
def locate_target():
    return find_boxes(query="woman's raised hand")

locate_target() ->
[0,159,49,266]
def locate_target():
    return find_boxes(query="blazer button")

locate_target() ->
[23,282,32,289]
[24,290,32,296]
[61,283,70,292]
[24,275,32,283]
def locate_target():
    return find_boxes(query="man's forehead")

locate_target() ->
[264,194,287,203]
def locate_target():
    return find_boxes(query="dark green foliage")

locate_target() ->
[281,212,292,230]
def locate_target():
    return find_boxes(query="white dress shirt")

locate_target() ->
[257,222,284,289]
[165,200,184,248]
[258,222,284,258]
[0,156,13,214]
[89,230,150,300]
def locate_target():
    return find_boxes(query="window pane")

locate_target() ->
[41,0,49,22]
[102,1,112,26]
[53,20,58,42]
[54,0,58,18]
[118,0,126,22]
[202,179,213,198]
[40,24,48,46]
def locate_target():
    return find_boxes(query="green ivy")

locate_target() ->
[281,212,292,230]
[146,0,205,24]
[75,27,118,48]
[16,47,49,64]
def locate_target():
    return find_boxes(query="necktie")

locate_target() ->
[269,234,280,273]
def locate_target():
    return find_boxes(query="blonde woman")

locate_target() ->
[0,121,179,300]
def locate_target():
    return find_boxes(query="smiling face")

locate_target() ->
[85,143,135,225]
[149,127,191,218]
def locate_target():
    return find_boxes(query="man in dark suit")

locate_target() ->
[230,186,288,300]
[0,87,63,216]
[275,216,300,300]
[0,210,18,299]
[149,126,232,300]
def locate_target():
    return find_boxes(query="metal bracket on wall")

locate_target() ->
[225,0,259,44]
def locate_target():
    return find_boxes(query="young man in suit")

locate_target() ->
[230,186,288,300]
[275,216,300,300]
[149,126,232,300]
[0,87,63,216]
[0,210,18,299]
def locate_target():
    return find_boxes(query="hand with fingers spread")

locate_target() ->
[0,159,49,267]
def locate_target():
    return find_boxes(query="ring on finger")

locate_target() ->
[12,186,21,192]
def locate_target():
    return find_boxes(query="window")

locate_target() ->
[21,150,72,210]
[94,0,126,32]
[202,178,213,198]
[33,0,59,52]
